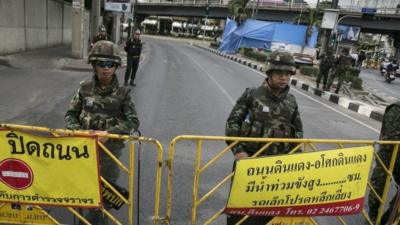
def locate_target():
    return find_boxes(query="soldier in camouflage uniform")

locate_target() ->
[368,102,400,225]
[65,40,139,225]
[316,47,334,90]
[225,51,303,225]
[91,25,108,48]
[327,48,352,94]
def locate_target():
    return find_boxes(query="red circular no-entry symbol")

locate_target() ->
[0,158,34,190]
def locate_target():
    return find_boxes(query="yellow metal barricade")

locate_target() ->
[165,135,400,225]
[0,123,163,225]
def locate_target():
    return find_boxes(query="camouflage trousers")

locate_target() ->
[316,68,330,88]
[327,71,345,93]
[79,140,124,225]
[368,147,400,224]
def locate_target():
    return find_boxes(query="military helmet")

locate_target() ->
[99,25,106,33]
[134,29,141,34]
[88,40,121,66]
[265,51,296,75]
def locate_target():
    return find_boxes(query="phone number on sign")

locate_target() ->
[306,204,360,215]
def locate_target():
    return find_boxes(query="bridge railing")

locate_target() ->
[137,0,400,15]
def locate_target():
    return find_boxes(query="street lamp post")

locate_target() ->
[332,14,361,55]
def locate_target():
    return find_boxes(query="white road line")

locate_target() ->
[177,48,236,105]
[203,49,380,134]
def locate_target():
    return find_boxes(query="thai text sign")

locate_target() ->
[225,146,373,216]
[0,203,57,224]
[0,130,101,207]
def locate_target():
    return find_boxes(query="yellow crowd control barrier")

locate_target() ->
[165,135,400,225]
[0,123,164,225]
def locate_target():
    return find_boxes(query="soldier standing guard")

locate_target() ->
[316,47,334,90]
[225,51,303,225]
[124,29,143,86]
[327,48,353,94]
[65,40,140,225]
[368,102,400,225]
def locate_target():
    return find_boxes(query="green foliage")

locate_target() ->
[348,77,363,90]
[300,66,319,77]
[240,48,268,62]
[228,0,249,24]
[294,7,323,47]
[347,67,361,77]
[209,42,219,49]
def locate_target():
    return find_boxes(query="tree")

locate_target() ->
[228,0,250,25]
[295,7,322,46]
[294,5,324,53]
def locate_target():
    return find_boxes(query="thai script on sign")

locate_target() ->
[0,191,95,205]
[6,132,90,160]
[246,152,368,176]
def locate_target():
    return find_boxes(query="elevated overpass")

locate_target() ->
[135,0,400,33]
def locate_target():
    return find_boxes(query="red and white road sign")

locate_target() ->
[0,158,33,190]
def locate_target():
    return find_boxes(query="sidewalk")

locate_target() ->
[0,44,128,72]
[192,43,386,122]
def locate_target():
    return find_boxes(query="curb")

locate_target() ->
[193,44,385,122]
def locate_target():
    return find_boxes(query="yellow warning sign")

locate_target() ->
[267,217,318,225]
[0,130,101,207]
[226,146,373,217]
[0,203,57,224]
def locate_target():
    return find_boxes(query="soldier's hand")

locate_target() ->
[96,131,109,143]
[234,151,249,161]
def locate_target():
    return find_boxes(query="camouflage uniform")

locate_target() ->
[225,51,303,225]
[65,41,139,225]
[368,102,400,225]
[92,34,107,45]
[327,49,352,94]
[91,25,108,46]
[316,49,334,89]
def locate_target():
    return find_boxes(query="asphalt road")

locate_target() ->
[360,69,400,102]
[0,38,386,225]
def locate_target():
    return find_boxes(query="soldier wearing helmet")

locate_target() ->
[316,47,334,90]
[91,25,108,47]
[65,40,139,225]
[225,50,303,225]
[124,29,142,86]
[326,48,352,94]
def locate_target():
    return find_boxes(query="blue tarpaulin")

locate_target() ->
[218,18,318,54]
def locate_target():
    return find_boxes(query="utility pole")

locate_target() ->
[90,0,101,42]
[203,3,209,40]
[72,0,86,58]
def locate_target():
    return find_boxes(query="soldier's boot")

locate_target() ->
[129,81,136,86]
[316,83,320,89]
[335,89,339,94]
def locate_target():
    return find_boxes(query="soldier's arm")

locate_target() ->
[107,93,140,135]
[225,88,252,154]
[291,100,303,138]
[64,88,83,130]
[124,41,129,52]
[139,42,143,56]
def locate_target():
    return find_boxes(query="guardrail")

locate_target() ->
[137,0,400,15]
